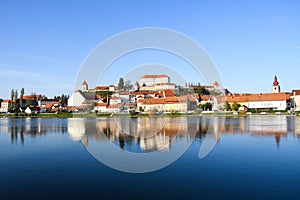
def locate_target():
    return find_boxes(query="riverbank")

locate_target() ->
[1,111,299,118]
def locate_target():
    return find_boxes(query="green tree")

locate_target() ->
[199,102,212,111]
[118,77,124,91]
[14,90,18,109]
[124,80,133,91]
[232,102,241,111]
[20,88,24,108]
[224,101,231,111]
[10,89,14,112]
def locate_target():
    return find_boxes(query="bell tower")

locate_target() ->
[82,80,88,92]
[272,75,280,93]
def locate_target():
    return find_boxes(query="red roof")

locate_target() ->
[95,103,107,107]
[23,94,41,100]
[292,90,300,95]
[225,93,291,103]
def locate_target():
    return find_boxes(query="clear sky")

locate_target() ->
[0,0,299,99]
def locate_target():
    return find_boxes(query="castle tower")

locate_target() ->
[134,81,140,91]
[82,80,88,92]
[272,75,280,93]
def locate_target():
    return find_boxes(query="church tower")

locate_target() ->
[82,80,88,92]
[272,75,280,93]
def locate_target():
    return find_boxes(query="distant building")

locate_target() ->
[140,74,170,86]
[68,90,95,107]
[272,75,280,93]
[0,100,12,113]
[82,80,88,92]
[291,89,300,111]
[224,75,290,110]
[226,93,291,110]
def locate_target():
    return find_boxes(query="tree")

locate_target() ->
[118,77,124,91]
[125,80,133,91]
[10,89,14,111]
[20,88,24,108]
[224,101,231,111]
[14,90,18,110]
[199,102,212,111]
[232,102,241,111]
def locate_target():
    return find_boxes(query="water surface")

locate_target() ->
[1,116,300,199]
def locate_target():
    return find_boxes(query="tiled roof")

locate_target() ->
[23,94,41,99]
[107,103,124,108]
[94,86,110,91]
[110,96,120,100]
[292,90,300,95]
[225,93,291,102]
[138,97,186,105]
[119,92,130,95]
[95,103,107,107]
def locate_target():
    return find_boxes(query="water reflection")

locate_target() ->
[1,116,300,149]
[0,118,68,144]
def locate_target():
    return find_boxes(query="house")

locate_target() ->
[25,106,40,114]
[68,90,95,107]
[106,103,124,113]
[137,97,187,113]
[94,85,117,92]
[94,103,107,113]
[0,100,12,113]
[109,96,121,105]
[224,75,291,111]
[119,92,130,102]
[38,99,57,107]
[291,90,300,111]
[226,93,291,110]
[154,83,176,91]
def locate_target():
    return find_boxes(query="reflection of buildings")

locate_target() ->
[248,116,288,148]
[292,117,300,138]
[74,117,198,152]
[1,118,68,144]
[220,116,290,148]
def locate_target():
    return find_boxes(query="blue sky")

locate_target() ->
[0,0,300,98]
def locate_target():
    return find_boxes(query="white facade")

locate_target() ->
[94,104,107,113]
[140,75,170,86]
[154,83,175,91]
[110,97,121,105]
[137,101,187,113]
[0,101,11,113]
[68,91,86,107]
[246,100,288,110]
[25,107,32,114]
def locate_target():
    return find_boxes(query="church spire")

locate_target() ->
[273,75,279,86]
[272,75,280,93]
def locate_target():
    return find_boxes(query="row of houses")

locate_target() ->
[2,74,299,114]
[0,94,66,114]
[68,75,300,113]
[218,76,300,111]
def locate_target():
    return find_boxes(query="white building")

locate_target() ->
[291,90,300,111]
[68,90,95,107]
[154,83,176,91]
[0,100,12,113]
[140,74,170,86]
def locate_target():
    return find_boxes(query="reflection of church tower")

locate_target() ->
[82,80,88,92]
[272,75,280,93]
